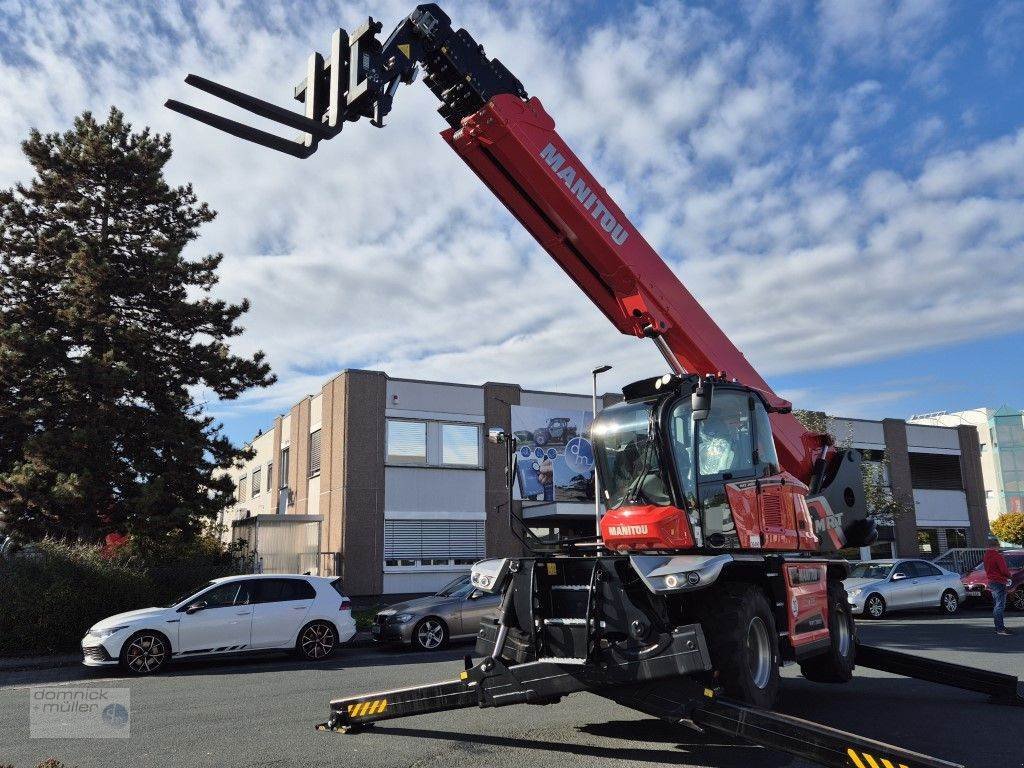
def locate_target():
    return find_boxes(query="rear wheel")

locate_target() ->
[702,584,780,708]
[800,580,856,683]
[1010,589,1024,612]
[297,621,337,661]
[940,590,960,615]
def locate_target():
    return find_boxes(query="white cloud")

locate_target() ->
[1,0,1022,431]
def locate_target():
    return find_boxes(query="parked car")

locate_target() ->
[81,574,356,675]
[533,417,578,446]
[843,559,966,619]
[372,574,501,651]
[961,549,1024,611]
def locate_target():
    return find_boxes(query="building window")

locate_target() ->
[442,423,480,466]
[944,528,968,549]
[238,475,248,501]
[309,429,322,477]
[383,519,485,568]
[251,468,261,497]
[279,447,290,488]
[387,420,427,464]
[916,528,939,555]
[908,453,963,490]
[266,462,273,491]
[986,490,995,500]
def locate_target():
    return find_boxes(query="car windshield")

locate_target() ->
[849,563,894,580]
[1008,555,1024,569]
[166,581,216,608]
[593,402,673,509]
[435,576,472,598]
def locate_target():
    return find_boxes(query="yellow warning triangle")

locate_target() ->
[398,43,411,58]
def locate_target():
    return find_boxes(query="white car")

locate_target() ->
[81,574,356,674]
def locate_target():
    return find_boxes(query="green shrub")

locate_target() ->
[0,537,240,657]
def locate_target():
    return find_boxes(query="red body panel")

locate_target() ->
[783,562,830,649]
[445,95,825,485]
[724,474,815,551]
[599,504,695,552]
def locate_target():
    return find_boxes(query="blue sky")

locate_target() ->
[0,0,1022,445]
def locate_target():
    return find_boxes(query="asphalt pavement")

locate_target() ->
[1,605,1021,768]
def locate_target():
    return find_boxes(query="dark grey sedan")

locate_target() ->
[372,574,501,651]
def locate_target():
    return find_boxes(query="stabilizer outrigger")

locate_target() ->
[319,637,1021,768]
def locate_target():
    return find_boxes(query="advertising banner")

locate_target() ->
[511,406,595,503]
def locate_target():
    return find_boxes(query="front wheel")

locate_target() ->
[412,617,448,651]
[120,631,169,675]
[940,590,960,615]
[864,593,886,619]
[800,580,856,683]
[702,584,780,708]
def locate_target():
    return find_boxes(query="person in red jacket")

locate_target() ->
[984,536,1013,635]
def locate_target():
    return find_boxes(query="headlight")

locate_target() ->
[391,613,414,624]
[89,625,129,640]
[846,588,862,599]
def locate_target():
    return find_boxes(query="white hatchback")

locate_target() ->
[81,574,357,674]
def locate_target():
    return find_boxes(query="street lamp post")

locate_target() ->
[592,364,613,538]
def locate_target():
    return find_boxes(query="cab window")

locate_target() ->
[752,400,779,474]
[196,581,250,608]
[696,391,754,478]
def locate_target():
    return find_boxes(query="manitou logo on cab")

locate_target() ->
[607,524,650,537]
[539,143,629,246]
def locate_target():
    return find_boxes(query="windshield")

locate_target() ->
[166,581,216,608]
[849,563,894,580]
[593,402,672,509]
[435,575,472,598]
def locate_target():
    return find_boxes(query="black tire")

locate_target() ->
[119,630,170,676]
[800,580,856,684]
[939,590,960,616]
[533,430,550,447]
[701,584,780,708]
[297,620,337,661]
[863,593,886,619]
[1010,589,1024,612]
[411,617,448,651]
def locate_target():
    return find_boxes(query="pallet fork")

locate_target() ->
[317,641,1021,768]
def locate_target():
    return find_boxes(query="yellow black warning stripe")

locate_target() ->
[346,698,388,717]
[847,747,909,768]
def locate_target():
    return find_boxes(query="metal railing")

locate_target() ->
[931,548,986,575]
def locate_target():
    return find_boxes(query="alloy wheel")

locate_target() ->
[1012,590,1024,611]
[125,634,166,674]
[301,623,336,659]
[942,592,959,613]
[834,606,852,657]
[416,619,445,650]
[867,596,885,618]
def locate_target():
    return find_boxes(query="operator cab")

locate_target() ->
[592,374,814,553]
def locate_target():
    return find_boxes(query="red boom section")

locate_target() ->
[445,95,824,482]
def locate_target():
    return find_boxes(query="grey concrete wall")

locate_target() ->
[957,425,991,546]
[483,382,524,559]
[326,370,386,596]
[883,418,920,557]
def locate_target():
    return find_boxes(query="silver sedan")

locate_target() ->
[844,559,967,619]
[371,574,501,651]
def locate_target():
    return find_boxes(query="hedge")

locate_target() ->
[0,538,240,657]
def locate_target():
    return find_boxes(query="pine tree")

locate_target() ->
[0,108,274,542]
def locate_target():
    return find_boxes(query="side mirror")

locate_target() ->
[691,378,714,422]
[185,601,207,614]
[891,572,906,581]
[488,427,507,445]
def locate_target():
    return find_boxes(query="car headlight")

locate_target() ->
[846,588,863,599]
[391,613,414,624]
[89,625,129,640]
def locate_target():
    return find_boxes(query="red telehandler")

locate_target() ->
[167,6,1022,767]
